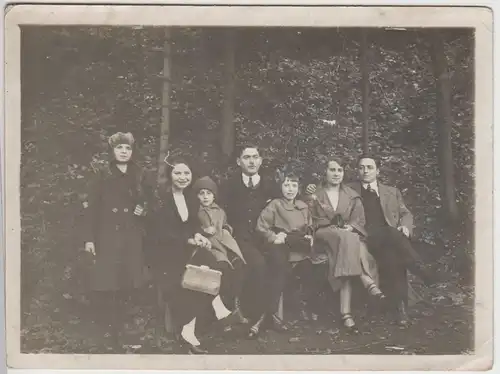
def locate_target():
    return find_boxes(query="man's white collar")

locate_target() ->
[242,173,260,187]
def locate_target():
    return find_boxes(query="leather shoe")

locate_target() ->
[248,314,266,339]
[233,297,249,324]
[188,345,208,355]
[341,314,360,335]
[267,314,289,333]
[176,334,208,354]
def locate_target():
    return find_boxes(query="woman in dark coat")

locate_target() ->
[306,157,385,333]
[82,132,150,346]
[145,158,237,354]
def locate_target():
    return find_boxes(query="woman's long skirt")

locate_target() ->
[314,226,379,292]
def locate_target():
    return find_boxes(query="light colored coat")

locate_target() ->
[346,182,414,236]
[256,198,312,243]
[305,184,379,291]
[197,203,246,266]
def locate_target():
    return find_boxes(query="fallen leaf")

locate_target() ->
[385,346,405,351]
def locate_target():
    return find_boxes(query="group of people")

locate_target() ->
[81,132,434,354]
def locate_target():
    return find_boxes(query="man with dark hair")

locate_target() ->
[348,155,433,326]
[220,144,286,337]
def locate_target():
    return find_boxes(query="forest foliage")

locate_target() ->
[21,26,474,246]
[19,26,475,353]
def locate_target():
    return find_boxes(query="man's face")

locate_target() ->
[237,147,262,176]
[358,158,379,183]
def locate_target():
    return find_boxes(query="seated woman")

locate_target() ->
[305,157,385,334]
[252,169,313,338]
[145,157,236,354]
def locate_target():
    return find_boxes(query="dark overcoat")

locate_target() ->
[144,189,220,327]
[144,190,203,288]
[81,161,150,292]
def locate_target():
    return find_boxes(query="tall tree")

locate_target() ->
[157,28,172,188]
[220,29,236,160]
[360,29,370,153]
[430,30,460,223]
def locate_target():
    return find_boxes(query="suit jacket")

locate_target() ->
[305,184,367,237]
[219,172,277,240]
[346,181,414,236]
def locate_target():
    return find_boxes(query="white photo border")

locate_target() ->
[3,3,493,371]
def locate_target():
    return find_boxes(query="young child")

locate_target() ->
[256,170,314,255]
[192,176,248,324]
[252,170,313,334]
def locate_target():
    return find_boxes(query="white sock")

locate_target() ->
[181,318,200,346]
[212,295,231,320]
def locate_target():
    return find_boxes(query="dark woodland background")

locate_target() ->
[20,27,474,354]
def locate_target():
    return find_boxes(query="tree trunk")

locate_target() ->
[360,29,370,154]
[157,28,172,188]
[430,31,460,223]
[220,30,236,160]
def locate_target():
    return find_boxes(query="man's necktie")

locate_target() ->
[248,177,254,189]
[366,184,376,196]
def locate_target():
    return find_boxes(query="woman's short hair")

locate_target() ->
[277,168,301,186]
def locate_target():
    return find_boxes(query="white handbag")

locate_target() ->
[181,263,222,296]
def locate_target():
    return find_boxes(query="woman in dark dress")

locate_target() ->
[145,158,237,354]
[82,132,150,347]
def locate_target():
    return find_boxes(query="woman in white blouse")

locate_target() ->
[305,157,385,333]
[145,157,235,354]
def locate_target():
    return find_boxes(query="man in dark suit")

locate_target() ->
[346,155,433,326]
[220,144,286,338]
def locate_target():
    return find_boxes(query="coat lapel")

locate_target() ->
[349,181,362,196]
[377,183,391,221]
[315,188,336,220]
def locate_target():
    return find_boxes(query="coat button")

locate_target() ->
[112,208,118,213]
[124,208,129,212]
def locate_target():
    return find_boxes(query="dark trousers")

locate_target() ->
[157,249,218,330]
[196,257,247,330]
[265,243,292,314]
[237,237,268,320]
[366,226,419,308]
[218,258,247,305]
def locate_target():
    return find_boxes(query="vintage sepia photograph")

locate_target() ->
[4,4,493,371]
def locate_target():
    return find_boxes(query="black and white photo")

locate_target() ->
[4,4,493,371]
